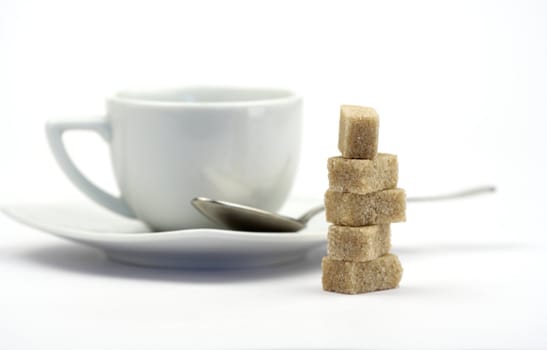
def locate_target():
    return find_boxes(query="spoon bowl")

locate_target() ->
[191,197,324,232]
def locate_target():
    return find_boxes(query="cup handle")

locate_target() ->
[45,117,137,218]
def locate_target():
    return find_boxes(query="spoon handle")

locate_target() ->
[406,185,496,202]
[297,205,327,224]
[297,185,496,224]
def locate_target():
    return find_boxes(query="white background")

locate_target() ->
[1,0,547,349]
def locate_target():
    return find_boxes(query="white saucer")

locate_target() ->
[2,200,327,269]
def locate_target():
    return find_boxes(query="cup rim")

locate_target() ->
[107,85,301,108]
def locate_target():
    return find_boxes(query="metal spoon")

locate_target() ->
[191,185,496,233]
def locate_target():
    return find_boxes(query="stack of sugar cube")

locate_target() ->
[322,105,406,294]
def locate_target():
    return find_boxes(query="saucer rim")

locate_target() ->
[1,206,326,244]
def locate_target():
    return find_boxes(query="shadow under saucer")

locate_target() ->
[16,242,326,284]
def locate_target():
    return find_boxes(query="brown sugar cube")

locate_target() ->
[338,105,379,159]
[328,153,398,194]
[322,254,403,294]
[328,224,391,262]
[325,189,406,226]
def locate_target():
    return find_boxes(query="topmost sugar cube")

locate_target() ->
[338,105,379,159]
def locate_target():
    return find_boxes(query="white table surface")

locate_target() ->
[1,192,546,350]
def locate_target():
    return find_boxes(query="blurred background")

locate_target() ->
[2,0,546,206]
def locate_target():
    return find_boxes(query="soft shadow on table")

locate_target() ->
[16,243,326,284]
[15,240,528,285]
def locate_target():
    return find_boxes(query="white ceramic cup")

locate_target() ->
[46,86,302,231]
